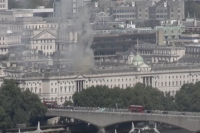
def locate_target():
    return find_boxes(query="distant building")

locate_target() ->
[154,26,185,43]
[179,34,200,43]
[149,0,185,21]
[136,44,185,63]
[91,29,163,60]
[0,26,22,55]
[53,0,90,19]
[12,7,54,18]
[106,0,185,21]
[185,44,200,58]
[179,44,200,63]
[0,0,8,10]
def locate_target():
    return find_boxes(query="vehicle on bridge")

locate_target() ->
[43,101,57,108]
[129,105,144,113]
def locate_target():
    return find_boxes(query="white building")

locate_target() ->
[0,0,8,10]
[0,26,22,55]
[4,52,200,105]
[30,29,57,56]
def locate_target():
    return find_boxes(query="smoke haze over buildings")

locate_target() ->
[70,5,94,73]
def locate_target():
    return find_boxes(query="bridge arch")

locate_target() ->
[46,110,200,132]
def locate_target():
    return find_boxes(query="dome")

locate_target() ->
[133,54,144,63]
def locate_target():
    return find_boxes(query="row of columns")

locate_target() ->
[76,80,85,92]
[143,76,153,87]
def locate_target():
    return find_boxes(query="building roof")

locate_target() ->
[133,54,144,62]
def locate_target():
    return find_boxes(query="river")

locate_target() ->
[69,122,192,133]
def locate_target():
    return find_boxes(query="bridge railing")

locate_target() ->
[48,108,200,119]
[50,106,200,116]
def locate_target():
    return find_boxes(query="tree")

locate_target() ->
[0,107,13,129]
[175,82,200,112]
[72,83,175,110]
[63,100,73,106]
[0,79,47,129]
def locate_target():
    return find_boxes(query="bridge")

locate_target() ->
[46,108,200,133]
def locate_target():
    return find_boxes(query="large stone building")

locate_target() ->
[108,0,185,21]
[0,9,78,55]
[154,26,185,43]
[92,29,164,60]
[0,0,8,10]
[1,50,200,105]
[136,44,186,63]
[149,0,184,21]
[54,0,90,19]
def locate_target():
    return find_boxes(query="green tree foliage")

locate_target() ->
[73,83,175,110]
[63,100,73,106]
[73,82,200,112]
[0,79,47,129]
[175,82,200,112]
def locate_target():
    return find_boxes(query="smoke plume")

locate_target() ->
[71,5,94,73]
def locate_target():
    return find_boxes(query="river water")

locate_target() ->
[140,129,190,133]
[102,129,191,133]
[70,122,192,133]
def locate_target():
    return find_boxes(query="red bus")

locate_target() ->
[43,101,57,108]
[129,105,144,113]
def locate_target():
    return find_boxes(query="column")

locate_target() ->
[98,127,105,133]
[80,80,83,91]
[144,77,147,86]
[152,77,154,87]
[78,81,80,92]
[83,80,85,89]
[150,77,152,86]
[143,77,145,84]
[76,81,78,92]
[146,77,149,86]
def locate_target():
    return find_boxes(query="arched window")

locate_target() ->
[55,97,57,102]
[65,97,67,101]
[51,97,54,101]
[61,97,63,102]
[43,98,45,101]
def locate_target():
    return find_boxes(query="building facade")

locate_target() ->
[149,0,184,21]
[0,26,22,55]
[4,60,200,105]
[54,0,89,19]
[0,0,8,10]
[154,26,185,43]
[30,29,57,56]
